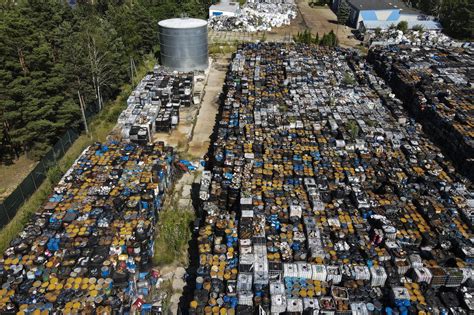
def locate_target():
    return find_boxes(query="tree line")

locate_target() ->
[0,0,209,161]
[404,0,473,39]
[293,29,339,46]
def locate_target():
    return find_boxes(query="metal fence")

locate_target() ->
[0,129,78,228]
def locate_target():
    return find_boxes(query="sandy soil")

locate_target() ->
[0,155,37,201]
[153,107,197,150]
[187,59,229,158]
[295,1,360,47]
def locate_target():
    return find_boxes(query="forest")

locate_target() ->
[0,0,472,161]
[0,0,210,161]
[407,0,474,39]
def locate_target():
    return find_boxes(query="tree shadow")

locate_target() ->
[177,60,232,315]
[177,182,202,315]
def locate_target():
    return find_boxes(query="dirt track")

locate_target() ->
[188,59,228,158]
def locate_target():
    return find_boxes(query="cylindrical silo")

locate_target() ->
[158,18,209,72]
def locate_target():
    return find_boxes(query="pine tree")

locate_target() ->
[0,0,232,160]
[419,0,441,15]
[396,21,408,33]
[440,0,474,39]
[337,0,351,25]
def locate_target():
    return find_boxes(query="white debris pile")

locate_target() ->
[209,1,296,32]
[369,29,472,48]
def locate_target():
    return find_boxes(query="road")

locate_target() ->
[187,59,229,158]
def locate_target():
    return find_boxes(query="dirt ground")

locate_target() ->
[152,107,197,150]
[187,59,229,158]
[0,155,37,201]
[294,1,360,47]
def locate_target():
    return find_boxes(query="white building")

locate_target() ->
[209,0,240,17]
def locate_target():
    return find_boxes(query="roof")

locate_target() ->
[158,18,207,29]
[347,0,418,12]
[209,1,240,13]
[362,20,442,30]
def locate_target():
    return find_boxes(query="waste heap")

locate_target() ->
[118,66,194,142]
[208,0,296,32]
[365,30,471,48]
[191,43,473,315]
[0,142,176,313]
[368,45,474,181]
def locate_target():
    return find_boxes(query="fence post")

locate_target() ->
[41,159,49,176]
[3,201,10,222]
[18,185,26,202]
[53,146,58,163]
[59,136,65,157]
[31,172,38,190]
[0,128,79,227]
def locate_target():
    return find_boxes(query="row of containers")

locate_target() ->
[367,45,474,181]
[190,43,473,315]
[0,142,178,313]
[118,66,195,143]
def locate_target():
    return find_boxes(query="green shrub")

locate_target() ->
[153,208,195,266]
[397,21,408,33]
[47,166,63,185]
[413,24,424,32]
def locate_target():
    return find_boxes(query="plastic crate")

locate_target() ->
[429,268,447,287]
[445,268,464,287]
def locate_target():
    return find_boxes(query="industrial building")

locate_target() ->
[209,0,240,17]
[158,18,209,72]
[332,0,439,30]
[359,19,442,31]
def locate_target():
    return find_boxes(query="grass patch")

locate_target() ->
[0,155,37,201]
[356,44,369,55]
[209,43,237,56]
[153,200,195,266]
[0,54,156,253]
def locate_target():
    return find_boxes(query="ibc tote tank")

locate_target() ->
[158,18,209,72]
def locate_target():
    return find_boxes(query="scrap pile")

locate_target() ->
[367,29,472,48]
[208,0,296,32]
[191,43,473,315]
[118,67,194,142]
[0,142,176,313]
[368,45,474,181]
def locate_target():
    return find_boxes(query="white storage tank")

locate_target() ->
[158,18,209,71]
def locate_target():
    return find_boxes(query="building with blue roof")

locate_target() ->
[332,0,440,30]
[209,0,240,17]
[360,20,442,31]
